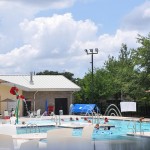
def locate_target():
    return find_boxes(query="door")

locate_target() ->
[23,101,31,116]
[55,98,68,115]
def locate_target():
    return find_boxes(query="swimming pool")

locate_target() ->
[16,118,150,150]
[17,118,150,139]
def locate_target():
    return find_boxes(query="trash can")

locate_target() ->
[59,110,63,115]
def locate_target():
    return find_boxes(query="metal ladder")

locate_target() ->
[26,123,40,133]
[127,120,137,133]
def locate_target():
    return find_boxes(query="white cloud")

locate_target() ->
[19,13,98,59]
[122,1,150,33]
[0,1,149,78]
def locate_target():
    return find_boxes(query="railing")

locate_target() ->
[127,119,145,135]
[94,113,101,124]
[139,121,144,135]
[127,120,137,133]
[26,123,40,133]
[54,115,58,126]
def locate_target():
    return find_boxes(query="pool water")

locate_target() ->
[17,119,150,140]
[17,125,56,134]
[17,118,150,150]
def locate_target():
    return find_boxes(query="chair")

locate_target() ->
[0,134,14,150]
[36,109,41,118]
[29,112,34,118]
[10,116,16,125]
[19,140,39,150]
[3,110,10,119]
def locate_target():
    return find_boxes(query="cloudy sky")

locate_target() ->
[0,0,149,78]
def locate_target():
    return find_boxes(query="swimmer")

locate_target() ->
[139,117,144,122]
[84,117,88,121]
[70,117,74,121]
[94,124,100,129]
[88,120,91,123]
[104,117,109,124]
[76,117,79,121]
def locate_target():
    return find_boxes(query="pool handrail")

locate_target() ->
[127,120,137,133]
[26,123,40,133]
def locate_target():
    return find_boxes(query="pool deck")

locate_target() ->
[1,115,150,139]
[127,132,150,138]
[12,133,47,140]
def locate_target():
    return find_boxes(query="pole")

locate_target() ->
[85,48,98,104]
[91,53,94,104]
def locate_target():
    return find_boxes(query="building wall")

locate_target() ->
[23,91,74,115]
[0,83,75,116]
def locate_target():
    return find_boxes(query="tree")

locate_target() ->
[36,70,76,83]
[104,44,136,100]
[132,33,150,100]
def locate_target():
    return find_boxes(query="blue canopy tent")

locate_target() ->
[71,104,100,114]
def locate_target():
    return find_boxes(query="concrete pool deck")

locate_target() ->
[0,115,150,147]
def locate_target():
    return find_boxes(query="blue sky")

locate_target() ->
[0,0,149,78]
[36,0,145,33]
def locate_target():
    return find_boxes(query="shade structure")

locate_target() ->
[71,104,100,114]
[1,98,16,111]
[1,98,16,103]
[45,99,48,112]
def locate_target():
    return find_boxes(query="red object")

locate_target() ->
[48,106,54,114]
[3,116,10,119]
[10,87,19,95]
[19,95,25,99]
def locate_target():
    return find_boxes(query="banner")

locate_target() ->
[120,102,136,112]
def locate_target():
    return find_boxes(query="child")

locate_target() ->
[104,117,109,124]
[94,124,100,129]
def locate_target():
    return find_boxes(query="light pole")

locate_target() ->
[85,48,98,104]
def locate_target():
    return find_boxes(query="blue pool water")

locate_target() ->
[17,118,150,150]
[17,119,150,140]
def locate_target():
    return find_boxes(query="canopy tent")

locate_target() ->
[71,104,100,114]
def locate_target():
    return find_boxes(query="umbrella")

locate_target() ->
[45,99,48,112]
[1,98,16,102]
[1,98,16,111]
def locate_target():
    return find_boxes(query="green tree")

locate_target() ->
[36,70,77,83]
[104,44,136,100]
[132,33,150,100]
